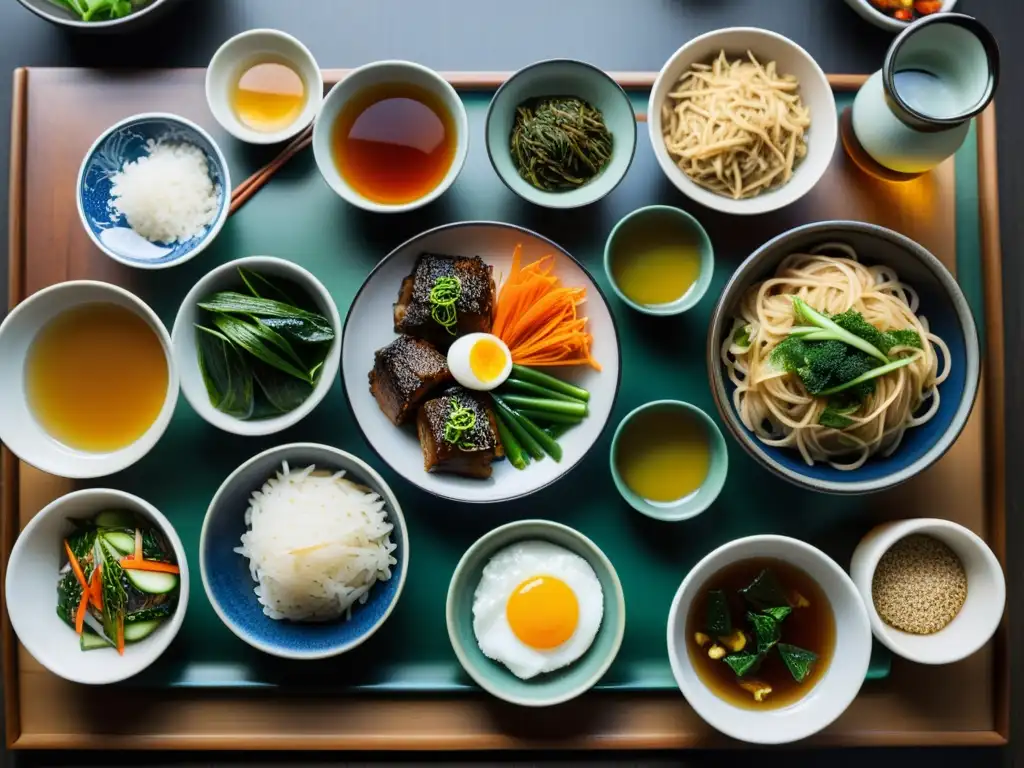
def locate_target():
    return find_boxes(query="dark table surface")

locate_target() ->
[0,0,1019,766]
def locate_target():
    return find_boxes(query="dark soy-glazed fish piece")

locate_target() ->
[416,386,505,478]
[369,335,453,426]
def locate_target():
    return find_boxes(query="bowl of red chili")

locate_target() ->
[844,0,955,32]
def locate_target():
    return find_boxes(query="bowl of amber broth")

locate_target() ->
[0,281,179,478]
[604,206,714,316]
[610,400,728,521]
[312,60,469,213]
[850,518,1005,665]
[485,59,637,209]
[667,535,871,744]
[205,29,323,145]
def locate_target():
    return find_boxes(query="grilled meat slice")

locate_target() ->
[393,253,495,348]
[416,386,504,478]
[369,335,453,425]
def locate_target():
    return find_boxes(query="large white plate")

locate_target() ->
[342,222,621,503]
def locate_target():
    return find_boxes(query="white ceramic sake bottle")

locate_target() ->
[843,13,999,181]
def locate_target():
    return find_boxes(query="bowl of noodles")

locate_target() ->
[708,221,979,494]
[649,28,838,216]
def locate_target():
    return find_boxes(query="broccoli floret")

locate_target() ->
[770,338,879,398]
[831,309,922,355]
[886,329,923,350]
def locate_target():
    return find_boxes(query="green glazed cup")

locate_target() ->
[603,205,714,316]
[610,400,729,521]
[445,520,626,707]
[485,59,637,209]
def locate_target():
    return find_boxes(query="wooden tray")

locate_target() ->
[1,69,1008,749]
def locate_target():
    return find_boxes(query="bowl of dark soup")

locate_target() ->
[666,535,871,744]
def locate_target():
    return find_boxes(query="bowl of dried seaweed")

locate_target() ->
[485,59,637,209]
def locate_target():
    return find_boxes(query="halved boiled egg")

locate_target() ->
[446,332,513,391]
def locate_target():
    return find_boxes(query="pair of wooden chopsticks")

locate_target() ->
[228,123,314,217]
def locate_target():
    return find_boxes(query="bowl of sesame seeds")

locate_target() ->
[850,518,1005,665]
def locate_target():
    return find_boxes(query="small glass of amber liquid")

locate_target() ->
[231,58,307,134]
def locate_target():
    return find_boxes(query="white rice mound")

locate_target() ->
[234,462,397,622]
[109,139,221,244]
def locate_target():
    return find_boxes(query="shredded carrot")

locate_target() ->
[134,528,143,561]
[492,245,601,370]
[74,590,89,635]
[63,540,89,591]
[116,616,125,656]
[88,565,103,611]
[119,558,179,575]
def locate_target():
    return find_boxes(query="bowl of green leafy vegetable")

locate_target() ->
[16,0,175,29]
[171,255,342,437]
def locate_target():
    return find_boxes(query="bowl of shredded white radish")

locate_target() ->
[648,28,838,216]
[76,112,230,270]
[200,443,408,660]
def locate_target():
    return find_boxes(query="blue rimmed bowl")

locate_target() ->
[707,221,980,495]
[200,443,408,660]
[76,112,231,270]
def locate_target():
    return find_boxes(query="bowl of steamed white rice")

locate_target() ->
[200,443,408,660]
[77,112,230,270]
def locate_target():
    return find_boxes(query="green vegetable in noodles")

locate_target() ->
[511,97,613,191]
[789,298,890,364]
[778,643,819,683]
[739,569,790,611]
[828,309,922,356]
[770,337,879,401]
[705,590,732,636]
[98,539,127,642]
[733,324,752,347]
[722,652,764,678]
[748,611,782,653]
[816,355,921,397]
[818,401,861,429]
[196,325,254,419]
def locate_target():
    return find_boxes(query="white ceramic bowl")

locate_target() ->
[844,0,958,32]
[5,488,189,685]
[206,29,323,145]
[171,255,341,436]
[0,281,179,478]
[667,535,872,745]
[341,222,620,504]
[850,518,1004,665]
[312,60,470,213]
[648,28,838,216]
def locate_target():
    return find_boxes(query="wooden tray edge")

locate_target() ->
[3,66,28,751]
[0,69,1008,751]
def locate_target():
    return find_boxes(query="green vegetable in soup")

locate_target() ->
[748,611,782,653]
[739,569,790,610]
[705,590,732,636]
[778,643,819,683]
[761,606,793,623]
[722,652,764,678]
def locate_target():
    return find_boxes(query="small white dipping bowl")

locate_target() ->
[5,488,189,685]
[850,518,1005,665]
[648,28,838,216]
[171,255,342,436]
[0,281,179,478]
[206,29,323,145]
[667,535,872,745]
[312,60,470,213]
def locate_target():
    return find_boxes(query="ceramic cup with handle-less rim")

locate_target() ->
[340,221,621,504]
[485,58,637,209]
[5,488,189,685]
[648,28,837,216]
[446,519,625,707]
[77,112,231,270]
[603,205,714,316]
[609,400,728,522]
[205,29,324,145]
[667,535,872,744]
[171,255,342,437]
[850,518,1005,665]
[200,443,408,660]
[0,280,179,479]
[311,60,469,214]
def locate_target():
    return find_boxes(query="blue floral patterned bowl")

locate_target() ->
[76,112,230,270]
[200,443,409,660]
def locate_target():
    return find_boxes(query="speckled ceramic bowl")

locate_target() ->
[445,520,625,707]
[485,59,637,209]
[77,112,230,270]
[200,443,408,660]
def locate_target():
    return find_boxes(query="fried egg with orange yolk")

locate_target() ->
[447,333,513,391]
[472,541,604,680]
